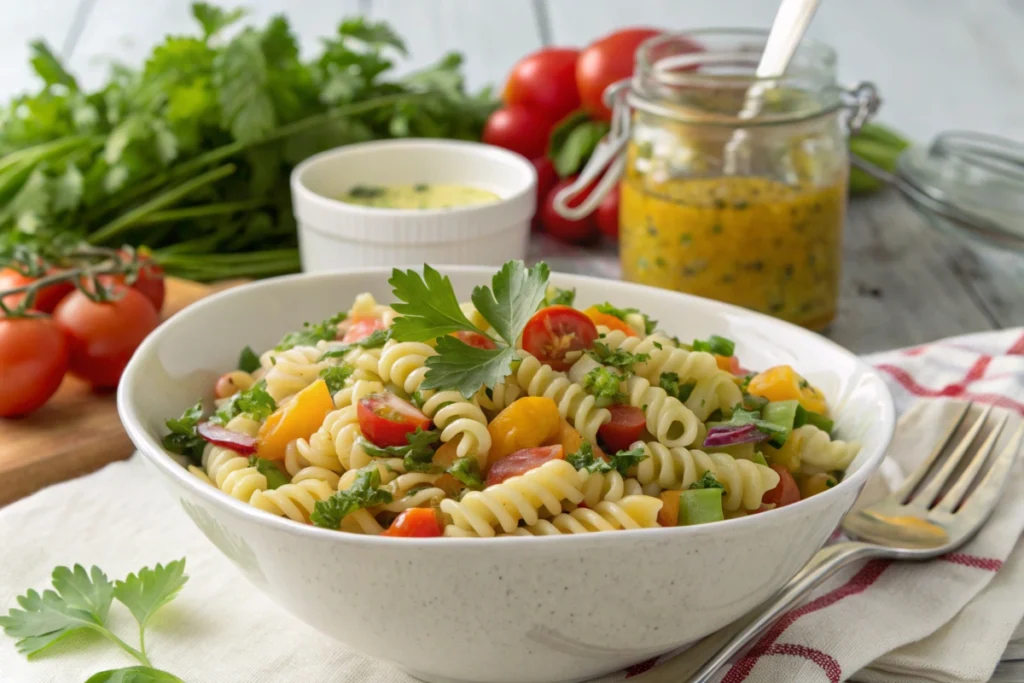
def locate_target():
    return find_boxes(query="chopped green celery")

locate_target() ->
[751,452,768,467]
[678,488,725,525]
[794,405,834,434]
[761,400,799,445]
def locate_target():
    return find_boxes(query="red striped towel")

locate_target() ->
[613,327,1024,683]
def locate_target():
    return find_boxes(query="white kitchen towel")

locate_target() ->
[1,328,1022,683]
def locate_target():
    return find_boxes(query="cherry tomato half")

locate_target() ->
[503,47,581,123]
[531,156,558,231]
[0,314,69,417]
[486,445,564,486]
[577,28,673,121]
[453,330,497,350]
[762,464,801,508]
[357,393,433,448]
[595,183,621,239]
[52,286,160,389]
[540,177,598,245]
[597,405,646,451]
[342,316,386,344]
[482,106,555,160]
[522,305,598,372]
[0,267,74,313]
[382,508,443,538]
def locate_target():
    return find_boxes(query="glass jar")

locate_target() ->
[561,30,878,330]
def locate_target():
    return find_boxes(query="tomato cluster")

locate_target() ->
[0,251,165,418]
[482,28,668,245]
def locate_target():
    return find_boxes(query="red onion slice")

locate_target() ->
[197,421,258,455]
[703,423,770,448]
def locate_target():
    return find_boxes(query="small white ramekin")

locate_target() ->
[290,139,536,271]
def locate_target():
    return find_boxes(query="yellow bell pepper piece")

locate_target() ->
[257,379,334,461]
[747,365,828,415]
[486,397,561,465]
[582,307,637,337]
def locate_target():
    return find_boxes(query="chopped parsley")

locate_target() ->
[566,442,648,476]
[659,372,695,403]
[582,366,625,403]
[593,302,657,335]
[311,467,392,529]
[357,428,441,473]
[211,381,276,425]
[237,345,261,373]
[317,327,392,361]
[275,312,347,351]
[542,285,576,307]
[713,406,789,444]
[447,456,484,490]
[689,471,725,490]
[691,335,735,357]
[247,456,289,489]
[587,341,650,373]
[162,401,206,462]
[319,364,355,394]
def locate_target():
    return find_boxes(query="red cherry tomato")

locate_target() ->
[452,330,497,350]
[482,106,555,160]
[540,177,598,245]
[0,267,74,313]
[503,47,581,123]
[577,28,698,120]
[522,305,599,372]
[762,465,801,508]
[95,251,166,313]
[595,184,621,239]
[0,314,69,417]
[357,393,433,448]
[382,508,443,538]
[52,286,159,389]
[531,157,558,231]
[486,445,564,486]
[342,316,386,343]
[597,405,646,451]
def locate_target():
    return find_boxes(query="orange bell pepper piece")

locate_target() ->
[256,379,334,461]
[583,307,637,337]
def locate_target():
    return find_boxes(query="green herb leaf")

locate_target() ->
[29,41,78,90]
[566,442,612,473]
[421,338,516,398]
[0,565,112,657]
[212,381,276,424]
[588,341,650,373]
[692,335,735,357]
[390,264,482,341]
[593,302,657,335]
[275,312,347,351]
[85,667,185,683]
[247,456,290,489]
[447,456,484,490]
[317,328,391,361]
[608,446,647,476]
[311,467,393,529]
[319,364,355,394]
[689,471,725,490]
[162,401,206,461]
[112,559,188,632]
[237,345,261,373]
[471,261,550,346]
[191,2,248,40]
[547,112,610,177]
[356,428,441,473]
[542,285,576,307]
[659,372,695,402]
[582,366,624,402]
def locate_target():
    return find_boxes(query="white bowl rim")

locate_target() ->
[119,265,895,548]
[290,138,536,221]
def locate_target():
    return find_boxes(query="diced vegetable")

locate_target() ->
[597,405,646,451]
[761,465,801,508]
[692,335,735,357]
[715,354,745,374]
[381,508,443,537]
[679,488,725,525]
[703,423,770,448]
[486,445,564,486]
[197,421,258,455]
[658,490,681,526]
[583,307,637,337]
[486,397,561,464]
[798,472,838,499]
[761,400,799,444]
[795,406,834,434]
[341,317,387,343]
[747,365,828,414]
[751,451,769,467]
[431,436,462,469]
[546,419,585,456]
[256,379,334,461]
[357,393,433,448]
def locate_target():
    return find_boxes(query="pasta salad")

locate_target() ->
[163,261,860,538]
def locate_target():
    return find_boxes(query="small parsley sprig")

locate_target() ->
[592,302,657,335]
[690,472,725,490]
[0,560,188,682]
[237,345,261,373]
[317,327,392,361]
[587,341,650,373]
[357,428,441,472]
[162,402,206,462]
[542,285,576,307]
[659,371,696,403]
[319,364,355,394]
[211,380,276,424]
[247,456,289,489]
[275,312,347,351]
[389,261,550,397]
[311,468,393,529]
[566,442,648,476]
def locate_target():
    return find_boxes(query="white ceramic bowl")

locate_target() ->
[118,268,894,683]
[290,140,536,272]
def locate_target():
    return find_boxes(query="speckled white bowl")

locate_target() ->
[118,267,894,683]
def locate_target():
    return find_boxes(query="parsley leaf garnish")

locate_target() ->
[659,372,696,402]
[319,364,355,394]
[692,335,735,357]
[246,456,290,489]
[421,336,516,397]
[543,285,576,307]
[311,468,392,529]
[608,446,647,475]
[566,442,648,476]
[85,666,184,682]
[274,312,347,351]
[237,345,261,373]
[317,328,392,361]
[588,341,650,373]
[389,264,483,341]
[112,560,189,639]
[211,381,276,424]
[357,428,441,473]
[582,366,625,402]
[593,302,657,335]
[689,472,725,490]
[447,456,484,490]
[471,260,551,345]
[162,402,205,462]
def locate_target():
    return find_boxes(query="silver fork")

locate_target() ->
[632,402,1023,683]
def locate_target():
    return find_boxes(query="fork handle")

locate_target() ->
[631,542,881,683]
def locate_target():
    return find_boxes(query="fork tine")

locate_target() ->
[910,404,993,508]
[934,412,1008,513]
[892,401,972,503]
[956,423,1023,521]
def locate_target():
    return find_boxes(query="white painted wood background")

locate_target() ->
[1,0,1023,355]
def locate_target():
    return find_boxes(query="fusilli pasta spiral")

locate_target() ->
[505,495,662,535]
[189,416,266,501]
[379,472,446,513]
[514,350,610,444]
[377,340,435,395]
[421,390,491,469]
[684,370,743,421]
[261,345,324,403]
[623,375,700,448]
[249,479,335,523]
[474,380,523,416]
[765,424,860,473]
[577,469,644,507]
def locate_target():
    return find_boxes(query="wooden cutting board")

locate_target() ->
[0,277,244,507]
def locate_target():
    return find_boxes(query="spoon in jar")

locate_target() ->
[724,0,822,173]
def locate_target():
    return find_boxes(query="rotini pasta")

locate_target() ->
[189,416,266,501]
[577,469,644,507]
[249,479,335,523]
[623,374,701,448]
[684,370,743,421]
[377,340,435,395]
[505,496,662,535]
[514,350,610,444]
[421,390,491,469]
[261,345,324,403]
[765,424,860,474]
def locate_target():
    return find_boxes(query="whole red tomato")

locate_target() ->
[53,286,160,389]
[531,157,558,230]
[482,106,555,160]
[503,47,581,122]
[539,176,598,245]
[0,314,69,417]
[98,250,166,313]
[578,28,684,120]
[0,267,74,313]
[595,184,621,238]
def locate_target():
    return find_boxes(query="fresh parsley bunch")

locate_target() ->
[389,261,550,397]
